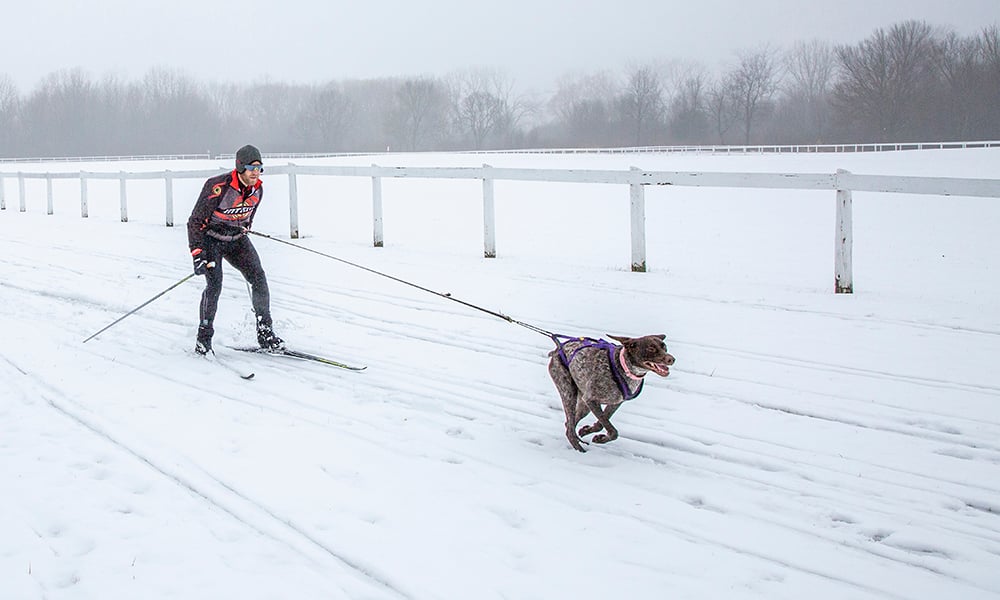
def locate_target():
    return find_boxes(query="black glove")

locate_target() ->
[191,248,213,275]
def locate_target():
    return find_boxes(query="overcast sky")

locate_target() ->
[3,0,999,93]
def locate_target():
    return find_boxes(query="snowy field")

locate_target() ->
[1,148,999,599]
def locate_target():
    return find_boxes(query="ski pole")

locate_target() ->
[82,271,201,343]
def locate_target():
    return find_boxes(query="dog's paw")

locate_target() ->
[567,436,589,452]
[579,423,603,437]
[592,432,618,444]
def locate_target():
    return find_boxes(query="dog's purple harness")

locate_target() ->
[551,334,644,401]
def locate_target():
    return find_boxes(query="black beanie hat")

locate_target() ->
[235,144,262,173]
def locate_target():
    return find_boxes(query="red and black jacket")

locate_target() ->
[187,170,263,250]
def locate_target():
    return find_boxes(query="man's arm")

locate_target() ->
[246,184,263,231]
[187,179,217,250]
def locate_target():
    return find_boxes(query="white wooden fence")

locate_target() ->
[461,139,1000,156]
[4,138,996,164]
[2,163,999,294]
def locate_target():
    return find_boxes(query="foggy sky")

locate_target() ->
[4,0,999,93]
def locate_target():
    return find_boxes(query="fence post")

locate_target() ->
[372,163,383,247]
[164,170,174,227]
[80,172,89,218]
[629,166,647,272]
[287,162,299,239]
[18,172,25,212]
[119,171,128,222]
[482,163,496,258]
[835,169,853,294]
[46,174,54,215]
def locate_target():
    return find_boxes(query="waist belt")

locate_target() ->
[206,229,246,242]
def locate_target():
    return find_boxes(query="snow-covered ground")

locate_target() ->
[1,149,999,599]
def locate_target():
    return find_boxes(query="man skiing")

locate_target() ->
[187,144,284,355]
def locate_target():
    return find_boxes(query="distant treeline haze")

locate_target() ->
[1,20,998,157]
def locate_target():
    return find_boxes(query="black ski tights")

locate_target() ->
[198,235,272,339]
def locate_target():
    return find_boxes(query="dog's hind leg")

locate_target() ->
[582,400,619,444]
[548,356,588,451]
[578,403,621,437]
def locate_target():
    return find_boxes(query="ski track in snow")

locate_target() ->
[4,239,1000,598]
[0,352,408,599]
[3,152,1000,599]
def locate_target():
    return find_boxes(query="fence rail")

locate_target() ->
[464,139,1000,156]
[2,162,999,294]
[0,153,212,164]
[3,139,1000,164]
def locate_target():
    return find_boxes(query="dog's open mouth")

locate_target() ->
[645,362,671,377]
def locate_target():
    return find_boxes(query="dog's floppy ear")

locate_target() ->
[656,334,666,340]
[608,334,632,344]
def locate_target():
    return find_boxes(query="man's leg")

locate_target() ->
[196,241,224,353]
[225,237,283,349]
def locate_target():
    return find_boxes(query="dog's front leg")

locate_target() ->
[578,402,621,437]
[584,400,619,444]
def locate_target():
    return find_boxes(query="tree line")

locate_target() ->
[0,20,998,158]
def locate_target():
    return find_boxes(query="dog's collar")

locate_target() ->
[618,347,645,382]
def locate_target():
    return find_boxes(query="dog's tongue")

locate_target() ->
[647,363,671,377]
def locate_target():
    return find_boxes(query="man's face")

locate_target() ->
[239,161,262,185]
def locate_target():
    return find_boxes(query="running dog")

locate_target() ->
[548,334,674,452]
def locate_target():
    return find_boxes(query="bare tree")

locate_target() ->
[983,24,1000,73]
[210,79,308,152]
[0,74,20,155]
[833,20,937,140]
[19,68,102,156]
[294,82,358,151]
[448,69,514,150]
[343,78,399,151]
[668,69,709,144]
[91,74,136,154]
[618,65,666,145]
[458,90,499,149]
[387,76,450,151]
[244,81,309,151]
[487,71,535,148]
[727,46,781,144]
[978,25,1000,138]
[548,71,618,146]
[782,40,835,142]
[706,75,738,144]
[136,68,220,154]
[928,31,986,139]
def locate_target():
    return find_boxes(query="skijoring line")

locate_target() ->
[248,230,558,340]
